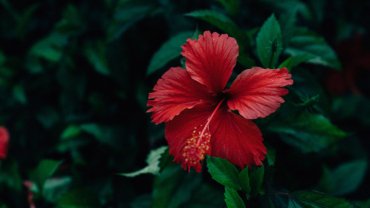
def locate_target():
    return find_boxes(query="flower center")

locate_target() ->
[181,99,225,172]
[216,91,230,101]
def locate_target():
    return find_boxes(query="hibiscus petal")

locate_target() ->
[165,106,213,172]
[181,31,239,93]
[147,67,212,124]
[165,104,266,172]
[210,109,267,168]
[0,127,10,159]
[227,67,293,120]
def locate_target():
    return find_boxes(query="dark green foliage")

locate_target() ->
[57,188,100,208]
[147,31,193,75]
[0,0,370,207]
[30,160,62,192]
[249,166,265,196]
[256,14,283,68]
[285,28,341,70]
[224,187,246,208]
[269,112,347,153]
[207,156,241,190]
[292,191,354,208]
[238,167,251,194]
[186,10,244,44]
[318,160,367,196]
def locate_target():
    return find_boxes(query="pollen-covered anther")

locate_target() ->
[181,126,211,172]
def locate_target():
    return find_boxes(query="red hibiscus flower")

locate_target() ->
[147,31,293,172]
[0,127,10,159]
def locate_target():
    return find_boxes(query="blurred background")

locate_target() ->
[0,0,370,207]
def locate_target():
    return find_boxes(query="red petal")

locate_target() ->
[227,67,293,120]
[181,31,239,93]
[0,127,9,159]
[165,106,213,172]
[210,109,266,168]
[147,67,212,124]
[165,104,266,171]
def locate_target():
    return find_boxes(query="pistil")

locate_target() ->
[181,99,225,172]
[197,98,225,146]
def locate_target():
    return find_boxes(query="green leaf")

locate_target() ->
[288,199,303,208]
[152,166,182,208]
[108,4,155,41]
[84,41,110,75]
[12,84,27,104]
[224,187,246,208]
[332,95,370,126]
[318,160,367,195]
[119,146,168,177]
[269,112,347,153]
[267,0,312,47]
[130,194,152,208]
[152,165,202,208]
[57,188,100,208]
[147,31,193,75]
[266,147,276,166]
[279,54,312,71]
[256,14,283,68]
[36,107,59,129]
[79,123,120,147]
[354,199,370,208]
[238,51,256,68]
[0,161,23,192]
[30,160,62,191]
[55,4,82,34]
[207,156,241,190]
[159,148,172,170]
[80,123,107,138]
[288,70,330,113]
[43,176,72,202]
[238,167,251,194]
[30,33,67,62]
[249,165,265,196]
[285,28,341,70]
[182,184,224,208]
[293,191,353,208]
[186,10,246,47]
[216,0,240,16]
[268,191,289,207]
[60,125,81,140]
